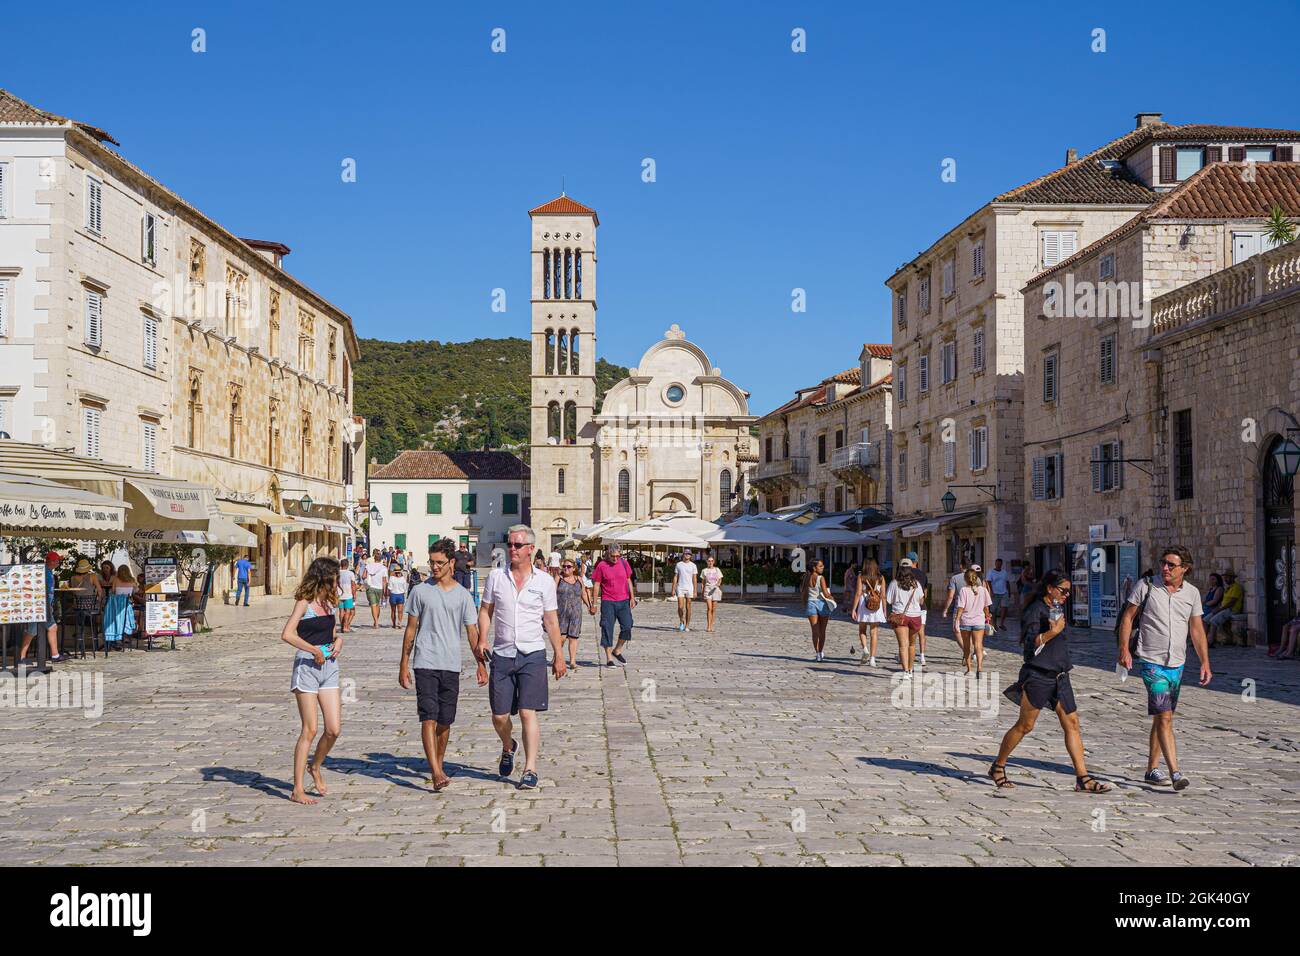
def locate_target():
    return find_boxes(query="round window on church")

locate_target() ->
[665,384,685,405]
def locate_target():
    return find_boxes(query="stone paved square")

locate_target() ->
[2,596,1298,867]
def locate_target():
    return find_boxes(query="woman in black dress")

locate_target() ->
[990,570,1110,793]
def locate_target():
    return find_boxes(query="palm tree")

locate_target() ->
[1265,203,1297,245]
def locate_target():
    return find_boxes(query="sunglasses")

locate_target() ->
[507,542,532,550]
[1160,560,1183,569]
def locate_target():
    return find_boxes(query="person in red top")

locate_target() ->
[590,542,636,667]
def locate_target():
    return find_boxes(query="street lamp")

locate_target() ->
[941,491,957,514]
[300,493,313,514]
[1273,433,1300,479]
[369,504,383,527]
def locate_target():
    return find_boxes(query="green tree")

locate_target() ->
[1265,204,1297,246]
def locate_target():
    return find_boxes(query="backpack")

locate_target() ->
[864,578,882,613]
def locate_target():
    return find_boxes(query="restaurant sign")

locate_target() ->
[0,498,125,532]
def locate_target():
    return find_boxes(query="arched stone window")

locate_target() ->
[543,248,551,299]
[569,328,580,374]
[544,329,555,374]
[575,250,582,298]
[563,401,577,444]
[552,248,561,300]
[564,249,572,298]
[557,330,568,376]
[228,384,242,459]
[719,468,732,510]
[300,412,312,475]
[618,469,630,513]
[547,401,561,441]
[557,467,566,495]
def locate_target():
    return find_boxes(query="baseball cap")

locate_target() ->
[906,552,919,563]
[898,557,915,569]
[45,550,62,563]
[970,564,982,573]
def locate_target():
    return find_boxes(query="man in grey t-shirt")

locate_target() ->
[400,538,484,791]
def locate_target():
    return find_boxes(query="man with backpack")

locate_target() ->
[590,542,636,667]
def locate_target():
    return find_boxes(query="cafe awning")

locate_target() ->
[860,517,928,542]
[0,471,130,534]
[899,510,985,538]
[217,500,297,530]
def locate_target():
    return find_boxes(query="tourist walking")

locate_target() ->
[280,556,344,805]
[363,550,388,628]
[102,563,138,652]
[388,565,409,629]
[802,558,834,661]
[399,538,484,792]
[477,525,566,790]
[986,558,1011,630]
[556,555,592,669]
[590,542,636,666]
[700,554,724,633]
[954,564,993,674]
[990,570,1110,793]
[234,553,254,607]
[452,542,473,592]
[941,559,971,663]
[905,551,930,660]
[1117,546,1212,791]
[673,550,699,632]
[886,558,924,678]
[1017,565,1037,611]
[851,558,887,666]
[337,559,358,633]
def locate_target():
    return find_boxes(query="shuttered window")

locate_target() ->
[85,289,103,348]
[1042,352,1058,403]
[426,493,442,514]
[141,420,157,472]
[1091,441,1123,493]
[943,438,956,478]
[918,276,931,314]
[1041,231,1077,268]
[1204,146,1223,164]
[896,289,907,328]
[461,493,478,514]
[897,362,907,402]
[1099,253,1115,280]
[973,327,985,372]
[1279,146,1295,162]
[897,449,907,488]
[941,340,957,383]
[143,316,159,369]
[1099,334,1116,385]
[1228,146,1246,162]
[920,441,930,482]
[503,493,519,515]
[0,277,8,337]
[391,493,407,514]
[0,162,8,218]
[1173,410,1194,501]
[918,354,929,393]
[82,406,102,460]
[142,213,157,265]
[942,258,955,296]
[1159,146,1177,183]
[86,176,103,234]
[969,426,988,471]
[1031,454,1065,500]
[972,240,985,278]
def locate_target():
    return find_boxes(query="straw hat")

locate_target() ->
[74,558,93,574]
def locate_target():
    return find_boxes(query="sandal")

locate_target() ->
[989,763,1015,789]
[1075,774,1112,793]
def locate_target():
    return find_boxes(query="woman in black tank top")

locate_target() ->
[280,557,344,805]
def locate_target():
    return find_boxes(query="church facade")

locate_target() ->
[528,196,756,551]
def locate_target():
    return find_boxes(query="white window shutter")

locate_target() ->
[968,429,977,470]
[973,328,984,371]
[919,355,929,392]
[144,317,158,369]
[979,428,988,470]
[1043,232,1059,266]
[1062,231,1078,258]
[1032,457,1045,500]
[85,290,102,347]
[1115,440,1124,490]
[87,178,103,234]
[0,278,8,337]
[142,421,157,472]
[83,407,101,460]
[1091,444,1102,492]
[1043,354,1057,403]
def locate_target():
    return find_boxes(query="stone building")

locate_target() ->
[527,196,755,551]
[0,89,359,596]
[887,113,1300,586]
[752,344,893,514]
[1021,160,1300,629]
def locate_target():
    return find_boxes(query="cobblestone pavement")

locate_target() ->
[2,596,1298,867]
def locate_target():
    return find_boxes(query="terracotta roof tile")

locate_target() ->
[1027,162,1300,285]
[827,367,861,384]
[529,195,599,225]
[861,343,893,359]
[0,87,118,145]
[369,450,529,481]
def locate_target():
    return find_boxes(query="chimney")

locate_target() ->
[1065,148,1078,165]
[1135,112,1163,129]
[240,238,292,269]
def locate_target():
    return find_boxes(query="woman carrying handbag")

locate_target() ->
[886,559,925,679]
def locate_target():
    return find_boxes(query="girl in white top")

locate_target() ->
[953,566,993,674]
[886,561,925,678]
[851,558,888,667]
[387,567,409,630]
[802,558,835,662]
[700,555,724,633]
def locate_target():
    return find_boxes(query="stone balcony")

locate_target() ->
[1150,238,1300,339]
[829,441,879,480]
[751,455,809,491]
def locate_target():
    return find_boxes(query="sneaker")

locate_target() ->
[1171,772,1190,791]
[606,660,616,668]
[902,670,913,681]
[677,623,685,632]
[869,656,877,667]
[1144,768,1170,786]
[498,738,518,779]
[918,653,927,667]
[519,770,539,790]
[613,653,627,665]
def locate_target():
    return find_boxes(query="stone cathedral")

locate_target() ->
[527,195,757,551]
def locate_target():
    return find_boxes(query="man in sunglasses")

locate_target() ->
[477,524,566,790]
[1118,546,1211,791]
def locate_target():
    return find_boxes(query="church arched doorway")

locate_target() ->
[1262,435,1297,647]
[655,492,693,515]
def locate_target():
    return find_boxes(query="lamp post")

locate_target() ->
[369,504,382,527]
[300,493,313,515]
[941,491,957,514]
[1273,430,1300,480]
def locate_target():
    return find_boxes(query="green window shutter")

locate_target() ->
[459,535,469,546]
[394,533,407,550]
[391,492,407,514]
[426,493,442,514]
[428,533,437,549]
[462,493,477,514]
[503,493,518,515]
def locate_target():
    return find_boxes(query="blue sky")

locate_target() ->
[7,0,1297,413]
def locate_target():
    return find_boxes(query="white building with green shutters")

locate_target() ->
[366,450,529,566]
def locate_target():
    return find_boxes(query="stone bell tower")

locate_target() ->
[528,195,599,552]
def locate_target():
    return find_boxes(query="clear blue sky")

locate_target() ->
[7,0,1296,413]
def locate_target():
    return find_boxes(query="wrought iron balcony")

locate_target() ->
[830,442,879,477]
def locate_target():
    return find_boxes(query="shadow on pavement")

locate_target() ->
[200,766,293,798]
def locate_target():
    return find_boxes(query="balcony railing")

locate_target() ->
[1151,239,1300,337]
[830,442,879,472]
[753,456,809,482]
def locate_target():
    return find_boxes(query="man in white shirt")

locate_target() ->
[477,524,565,790]
[986,558,1011,629]
[673,551,699,632]
[364,551,389,628]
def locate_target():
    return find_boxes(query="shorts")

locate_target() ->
[366,587,383,606]
[991,592,1008,612]
[1206,608,1235,628]
[389,593,406,606]
[291,650,341,694]
[414,668,460,724]
[1139,660,1184,714]
[488,649,548,716]
[959,624,989,634]
[1009,664,1077,714]
[805,598,831,618]
[599,599,633,647]
[703,586,722,602]
[675,587,694,599]
[894,615,922,632]
[339,598,355,610]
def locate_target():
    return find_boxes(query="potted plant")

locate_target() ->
[745,563,770,595]
[772,565,799,595]
[722,566,743,595]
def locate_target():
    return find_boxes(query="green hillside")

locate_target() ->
[354,337,628,465]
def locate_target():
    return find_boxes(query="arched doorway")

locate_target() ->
[655,492,693,515]
[1262,436,1297,646]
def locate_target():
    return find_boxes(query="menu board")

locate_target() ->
[145,599,179,636]
[0,564,46,625]
[144,557,179,595]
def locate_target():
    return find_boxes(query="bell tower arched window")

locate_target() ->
[552,248,561,301]
[575,250,582,298]
[544,329,555,374]
[569,329,580,375]
[557,330,568,376]
[547,401,560,441]
[563,401,577,444]
[564,249,572,298]
[543,248,551,299]
[618,469,630,513]
[557,467,566,495]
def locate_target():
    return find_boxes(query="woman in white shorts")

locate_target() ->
[281,557,344,805]
[700,554,724,633]
[851,558,888,666]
